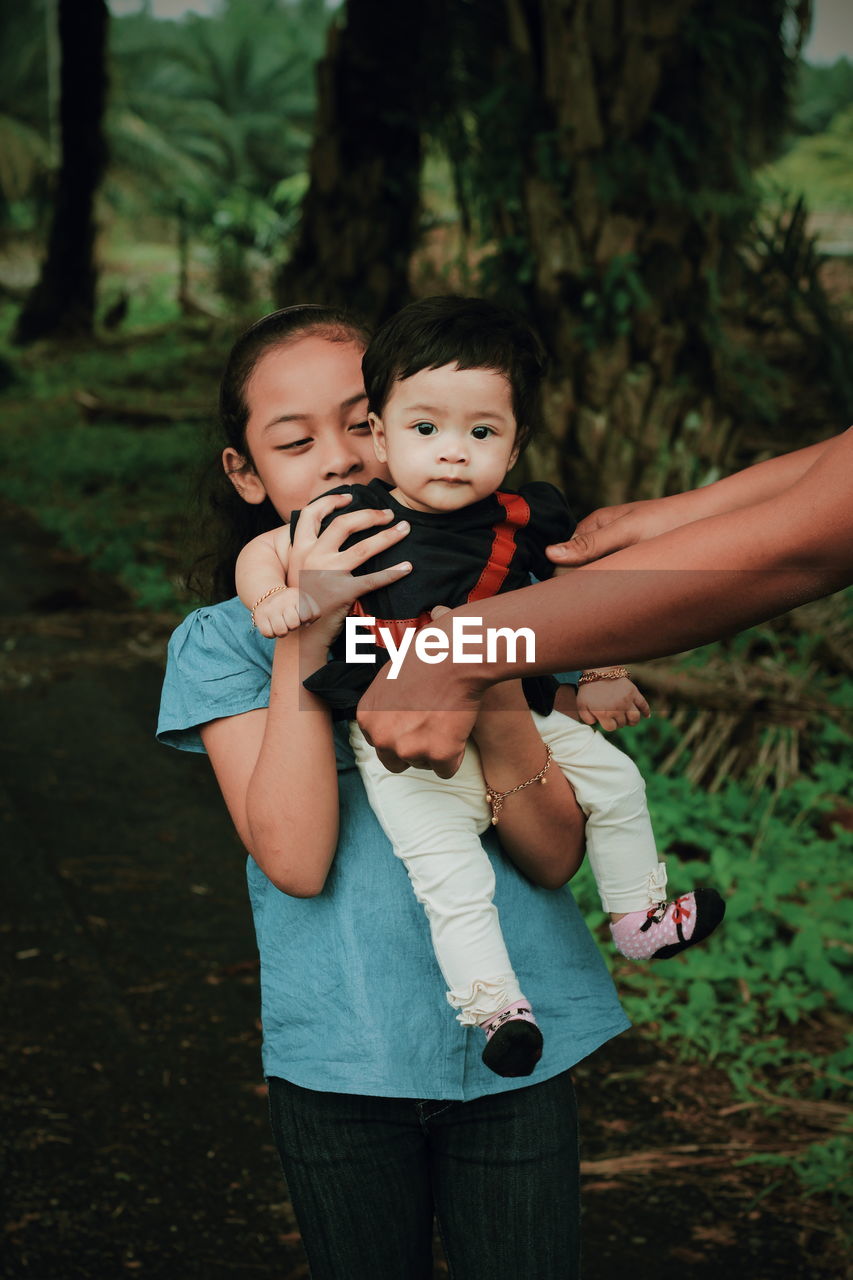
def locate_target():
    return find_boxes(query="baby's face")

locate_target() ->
[370,364,519,514]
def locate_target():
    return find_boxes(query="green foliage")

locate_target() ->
[576,255,651,349]
[0,2,52,221]
[568,692,852,1101]
[792,57,853,138]
[103,1,329,305]
[108,0,325,207]
[207,175,309,305]
[739,1134,853,1204]
[762,104,853,212]
[0,302,226,610]
[1,0,328,305]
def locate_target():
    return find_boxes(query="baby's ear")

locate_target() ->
[369,413,387,463]
[222,447,267,505]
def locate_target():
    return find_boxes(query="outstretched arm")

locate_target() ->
[549,435,838,566]
[357,428,853,776]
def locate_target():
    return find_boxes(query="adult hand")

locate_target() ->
[546,497,677,566]
[357,678,481,777]
[356,605,483,777]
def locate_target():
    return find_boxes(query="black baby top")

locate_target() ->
[291,478,575,719]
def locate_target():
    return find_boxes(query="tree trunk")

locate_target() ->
[14,0,109,344]
[507,0,730,506]
[445,0,810,511]
[276,0,423,327]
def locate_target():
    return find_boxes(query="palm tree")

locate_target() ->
[107,0,326,214]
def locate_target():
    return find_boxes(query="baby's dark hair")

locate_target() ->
[189,304,371,601]
[362,295,547,454]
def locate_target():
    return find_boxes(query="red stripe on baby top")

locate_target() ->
[349,599,433,651]
[466,491,531,603]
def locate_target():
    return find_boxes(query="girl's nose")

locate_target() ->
[321,438,364,481]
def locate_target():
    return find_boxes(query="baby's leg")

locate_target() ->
[349,723,542,1077]
[531,710,724,959]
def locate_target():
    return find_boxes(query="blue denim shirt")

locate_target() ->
[157,598,628,1100]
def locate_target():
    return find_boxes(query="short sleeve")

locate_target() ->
[518,482,576,582]
[157,598,275,753]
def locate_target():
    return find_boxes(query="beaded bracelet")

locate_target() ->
[484,745,553,826]
[577,666,630,685]
[250,584,289,629]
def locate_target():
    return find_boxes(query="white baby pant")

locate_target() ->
[349,709,666,1025]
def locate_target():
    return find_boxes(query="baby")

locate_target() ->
[236,296,725,1078]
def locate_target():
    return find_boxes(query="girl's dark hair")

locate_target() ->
[189,305,371,602]
[362,295,547,455]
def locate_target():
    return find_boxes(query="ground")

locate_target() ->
[0,499,847,1279]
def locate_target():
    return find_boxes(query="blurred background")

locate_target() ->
[1,2,850,1277]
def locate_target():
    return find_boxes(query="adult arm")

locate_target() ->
[549,435,839,566]
[357,428,853,775]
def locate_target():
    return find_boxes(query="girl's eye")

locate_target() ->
[348,421,371,433]
[471,425,494,439]
[414,422,437,436]
[276,438,312,451]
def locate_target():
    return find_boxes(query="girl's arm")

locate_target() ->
[549,436,836,566]
[201,627,340,897]
[202,498,414,895]
[471,681,585,889]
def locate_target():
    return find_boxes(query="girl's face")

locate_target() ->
[223,334,390,521]
[369,364,519,514]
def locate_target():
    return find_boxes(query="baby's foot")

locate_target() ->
[610,889,725,961]
[480,1003,543,1078]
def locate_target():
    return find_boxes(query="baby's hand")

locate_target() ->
[251,586,319,639]
[576,676,650,731]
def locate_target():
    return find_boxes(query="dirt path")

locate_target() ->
[1,501,844,1278]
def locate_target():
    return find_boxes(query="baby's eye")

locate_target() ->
[471,425,494,439]
[348,420,371,433]
[414,422,437,436]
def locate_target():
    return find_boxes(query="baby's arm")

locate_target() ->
[235,526,308,637]
[575,669,650,730]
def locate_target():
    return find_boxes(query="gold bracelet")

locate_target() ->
[250,584,289,629]
[577,667,630,685]
[484,745,552,826]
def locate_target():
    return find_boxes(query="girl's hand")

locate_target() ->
[286,493,412,647]
[576,677,650,731]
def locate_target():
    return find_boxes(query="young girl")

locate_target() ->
[158,304,630,1279]
[235,296,725,1080]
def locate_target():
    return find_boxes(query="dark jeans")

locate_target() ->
[267,1070,580,1279]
